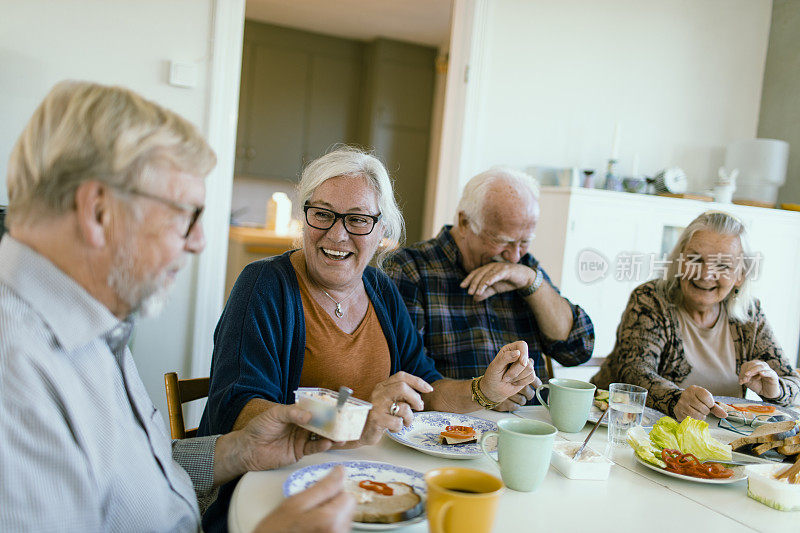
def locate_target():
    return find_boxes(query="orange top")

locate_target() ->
[293,254,391,402]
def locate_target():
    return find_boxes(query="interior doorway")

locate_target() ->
[224,0,453,296]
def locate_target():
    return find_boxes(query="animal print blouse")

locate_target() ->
[591,280,800,417]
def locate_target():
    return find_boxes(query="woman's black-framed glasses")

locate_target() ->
[303,204,382,236]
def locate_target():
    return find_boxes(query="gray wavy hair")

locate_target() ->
[297,146,404,268]
[6,80,216,228]
[455,166,540,233]
[656,210,756,322]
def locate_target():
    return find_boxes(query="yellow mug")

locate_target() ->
[425,467,503,533]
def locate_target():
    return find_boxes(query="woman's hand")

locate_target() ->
[674,385,728,421]
[480,341,540,404]
[739,360,780,399]
[254,466,354,533]
[359,372,433,445]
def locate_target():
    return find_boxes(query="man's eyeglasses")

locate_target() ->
[303,204,382,236]
[114,186,204,238]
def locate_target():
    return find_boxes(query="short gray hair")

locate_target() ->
[455,166,540,232]
[6,80,216,227]
[297,146,404,268]
[656,210,756,322]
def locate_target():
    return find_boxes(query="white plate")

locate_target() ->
[283,461,426,531]
[634,454,747,484]
[386,412,498,459]
[714,395,799,427]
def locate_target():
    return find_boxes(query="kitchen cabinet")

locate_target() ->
[535,187,800,371]
[234,23,362,180]
[225,226,298,298]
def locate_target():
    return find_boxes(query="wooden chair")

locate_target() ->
[164,372,210,439]
[544,354,554,380]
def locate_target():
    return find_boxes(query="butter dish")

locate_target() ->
[551,441,612,480]
[744,464,800,511]
[294,387,372,442]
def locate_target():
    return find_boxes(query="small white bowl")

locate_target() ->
[551,441,612,480]
[744,464,800,511]
[294,387,372,442]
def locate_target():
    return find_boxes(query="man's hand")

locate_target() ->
[480,341,540,404]
[460,263,536,302]
[491,384,536,412]
[214,404,335,485]
[674,386,728,421]
[254,467,355,533]
[739,360,780,400]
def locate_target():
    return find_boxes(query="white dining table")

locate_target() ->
[228,407,795,533]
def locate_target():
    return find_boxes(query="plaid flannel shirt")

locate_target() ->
[384,227,594,389]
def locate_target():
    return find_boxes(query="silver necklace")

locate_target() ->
[319,285,359,318]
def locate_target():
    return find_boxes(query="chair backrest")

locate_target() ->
[544,355,554,381]
[164,372,210,439]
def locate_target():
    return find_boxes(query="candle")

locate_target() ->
[631,153,640,177]
[610,122,621,160]
[266,192,292,235]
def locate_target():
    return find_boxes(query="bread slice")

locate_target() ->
[776,443,800,456]
[347,481,423,524]
[730,421,798,451]
[440,435,477,445]
[752,434,800,455]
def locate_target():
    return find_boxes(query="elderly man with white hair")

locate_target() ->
[385,167,595,410]
[0,81,354,532]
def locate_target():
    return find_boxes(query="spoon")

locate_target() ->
[336,386,353,412]
[573,407,608,461]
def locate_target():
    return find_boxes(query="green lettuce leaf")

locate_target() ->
[649,416,680,450]
[627,425,667,468]
[675,417,731,462]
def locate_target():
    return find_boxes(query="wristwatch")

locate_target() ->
[518,267,543,297]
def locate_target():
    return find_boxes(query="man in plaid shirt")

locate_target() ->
[385,167,594,410]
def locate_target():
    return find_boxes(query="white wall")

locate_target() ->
[759,0,800,205]
[0,0,216,424]
[461,0,772,193]
[231,176,299,226]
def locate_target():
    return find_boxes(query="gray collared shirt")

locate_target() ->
[0,236,217,532]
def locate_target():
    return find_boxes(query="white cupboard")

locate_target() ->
[535,187,800,373]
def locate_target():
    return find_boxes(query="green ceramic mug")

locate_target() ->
[480,418,557,492]
[535,378,596,432]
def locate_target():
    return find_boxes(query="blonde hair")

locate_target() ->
[297,145,404,268]
[6,80,216,227]
[656,210,756,322]
[456,166,540,233]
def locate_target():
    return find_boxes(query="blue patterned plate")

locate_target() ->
[386,412,498,459]
[283,461,426,531]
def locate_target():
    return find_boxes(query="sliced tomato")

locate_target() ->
[744,404,776,414]
[358,480,394,496]
[725,403,749,412]
[441,425,476,439]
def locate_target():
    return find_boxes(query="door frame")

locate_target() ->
[423,0,489,236]
[187,0,245,421]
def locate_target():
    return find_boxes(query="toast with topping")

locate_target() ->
[347,481,423,524]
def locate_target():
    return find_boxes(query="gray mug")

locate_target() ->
[535,378,596,432]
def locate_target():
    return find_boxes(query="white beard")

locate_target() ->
[107,245,178,318]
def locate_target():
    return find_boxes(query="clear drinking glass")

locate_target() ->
[608,383,648,445]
